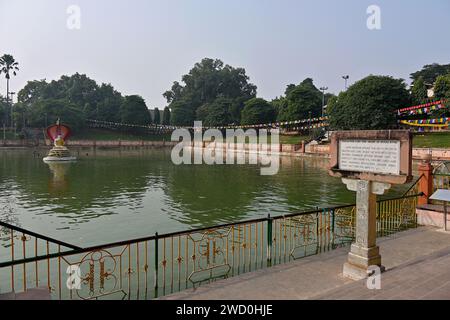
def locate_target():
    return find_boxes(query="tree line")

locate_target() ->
[163,58,335,127]
[10,74,172,131]
[0,61,171,131]
[1,55,450,133]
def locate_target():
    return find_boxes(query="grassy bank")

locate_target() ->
[1,128,310,144]
[0,131,19,140]
[279,135,310,145]
[74,129,310,144]
[72,129,172,141]
[413,132,450,148]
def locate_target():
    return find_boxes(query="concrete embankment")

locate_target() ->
[2,139,450,160]
[0,139,178,148]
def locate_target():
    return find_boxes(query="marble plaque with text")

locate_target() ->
[338,140,400,175]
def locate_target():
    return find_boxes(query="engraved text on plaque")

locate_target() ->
[338,140,400,175]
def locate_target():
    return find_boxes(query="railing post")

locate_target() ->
[418,154,433,205]
[315,210,320,254]
[266,214,273,266]
[154,232,159,295]
[331,209,335,249]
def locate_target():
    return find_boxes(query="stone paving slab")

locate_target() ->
[313,247,450,300]
[161,227,450,300]
[0,287,51,300]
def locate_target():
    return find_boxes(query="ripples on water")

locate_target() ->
[0,148,413,247]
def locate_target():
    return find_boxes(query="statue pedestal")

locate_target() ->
[44,122,77,162]
[341,179,390,280]
[43,146,76,162]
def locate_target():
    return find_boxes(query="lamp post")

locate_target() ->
[342,75,349,90]
[320,86,328,117]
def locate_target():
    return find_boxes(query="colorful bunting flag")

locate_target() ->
[87,116,329,132]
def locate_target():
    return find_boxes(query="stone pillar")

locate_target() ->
[301,140,306,153]
[418,155,433,206]
[342,179,390,280]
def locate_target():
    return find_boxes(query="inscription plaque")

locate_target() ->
[328,130,412,281]
[338,140,400,175]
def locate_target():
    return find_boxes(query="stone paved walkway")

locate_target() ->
[0,286,51,300]
[161,227,450,300]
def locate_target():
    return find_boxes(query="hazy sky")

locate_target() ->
[1,0,449,108]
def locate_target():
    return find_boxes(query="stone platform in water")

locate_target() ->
[43,146,76,162]
[161,226,450,300]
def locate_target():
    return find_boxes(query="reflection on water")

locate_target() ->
[47,162,72,196]
[0,148,413,247]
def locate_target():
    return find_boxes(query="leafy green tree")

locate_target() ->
[328,75,410,130]
[0,95,7,126]
[270,97,287,120]
[434,74,450,101]
[277,78,322,121]
[94,84,123,122]
[162,81,183,104]
[411,63,450,84]
[227,97,248,124]
[12,102,29,130]
[28,99,85,130]
[63,73,99,107]
[162,107,171,125]
[411,77,428,105]
[0,54,19,126]
[284,84,296,96]
[153,107,161,124]
[17,80,48,106]
[325,95,339,117]
[196,97,232,127]
[241,98,276,125]
[170,98,195,126]
[324,93,336,106]
[164,58,257,125]
[17,74,126,126]
[119,95,151,125]
[433,74,450,114]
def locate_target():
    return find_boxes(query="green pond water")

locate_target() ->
[0,148,414,248]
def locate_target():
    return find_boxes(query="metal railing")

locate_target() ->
[0,220,81,295]
[433,173,450,192]
[0,193,420,300]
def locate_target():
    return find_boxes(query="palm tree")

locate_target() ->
[0,54,20,127]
